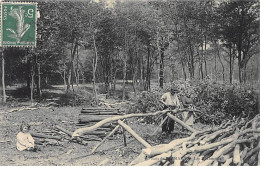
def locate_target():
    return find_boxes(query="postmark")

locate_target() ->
[1,2,37,47]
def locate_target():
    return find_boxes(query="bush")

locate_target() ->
[129,80,259,125]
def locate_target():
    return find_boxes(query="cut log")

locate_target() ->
[91,125,120,154]
[233,144,241,165]
[222,158,232,166]
[118,120,151,148]
[129,153,147,166]
[79,114,117,123]
[167,113,196,133]
[244,144,260,160]
[198,138,252,166]
[135,151,171,166]
[82,108,119,111]
[31,132,62,140]
[73,109,171,137]
[240,147,248,164]
[257,148,260,166]
[76,122,117,128]
[80,111,121,115]
[55,125,88,145]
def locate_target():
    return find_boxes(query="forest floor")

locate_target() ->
[0,84,209,166]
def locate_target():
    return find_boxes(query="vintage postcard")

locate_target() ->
[0,0,259,166]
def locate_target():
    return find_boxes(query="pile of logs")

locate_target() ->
[78,108,122,123]
[31,125,102,146]
[77,108,122,137]
[130,114,260,166]
[71,108,260,166]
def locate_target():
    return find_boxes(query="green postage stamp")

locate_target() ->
[1,2,37,47]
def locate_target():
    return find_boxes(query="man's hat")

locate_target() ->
[170,88,179,93]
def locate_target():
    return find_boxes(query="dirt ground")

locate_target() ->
[0,85,209,166]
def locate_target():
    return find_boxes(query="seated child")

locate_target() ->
[16,122,35,151]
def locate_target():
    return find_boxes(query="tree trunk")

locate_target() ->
[92,32,98,101]
[1,49,6,103]
[145,45,151,91]
[67,37,78,93]
[76,46,79,90]
[229,46,233,84]
[26,55,31,94]
[36,55,42,97]
[122,55,127,100]
[180,56,187,81]
[159,47,164,88]
[31,59,35,103]
[200,44,204,79]
[188,42,194,79]
[216,43,225,81]
[204,36,208,78]
[63,62,67,91]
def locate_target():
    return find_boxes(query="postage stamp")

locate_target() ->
[1,2,37,47]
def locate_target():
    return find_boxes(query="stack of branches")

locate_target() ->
[32,125,102,146]
[130,114,260,166]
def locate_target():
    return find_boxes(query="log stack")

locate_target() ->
[77,108,122,137]
[130,114,260,166]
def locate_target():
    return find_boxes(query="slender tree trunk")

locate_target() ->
[63,62,67,91]
[76,46,79,90]
[238,49,242,83]
[159,47,164,88]
[229,46,233,84]
[26,55,31,93]
[31,57,35,104]
[1,49,6,103]
[204,36,207,77]
[140,56,144,87]
[188,42,194,79]
[214,50,217,81]
[216,43,225,81]
[92,32,98,100]
[257,55,259,83]
[145,45,151,91]
[243,64,247,84]
[37,62,42,97]
[122,55,127,100]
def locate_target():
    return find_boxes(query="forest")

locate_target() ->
[0,0,260,166]
[0,0,259,102]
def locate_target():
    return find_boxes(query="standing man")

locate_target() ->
[160,88,181,134]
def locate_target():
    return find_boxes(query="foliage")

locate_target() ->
[129,79,259,124]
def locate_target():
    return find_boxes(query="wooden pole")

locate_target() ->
[118,120,151,148]
[167,113,196,133]
[91,124,120,154]
[122,127,127,147]
[152,116,168,135]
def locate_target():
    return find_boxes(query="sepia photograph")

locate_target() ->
[0,0,259,166]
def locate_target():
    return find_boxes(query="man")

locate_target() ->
[160,88,181,134]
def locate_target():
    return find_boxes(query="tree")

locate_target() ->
[217,0,259,83]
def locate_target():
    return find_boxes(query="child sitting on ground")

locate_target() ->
[16,121,36,151]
